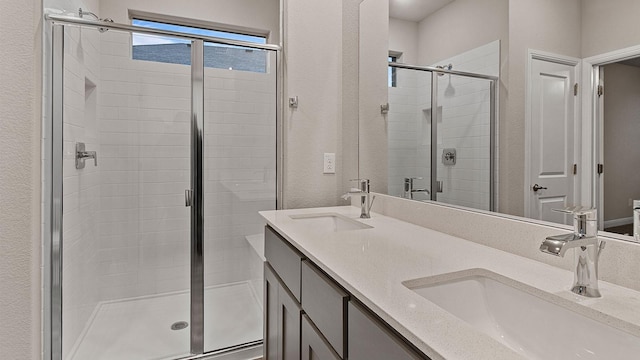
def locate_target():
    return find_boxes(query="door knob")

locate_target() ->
[532,184,548,192]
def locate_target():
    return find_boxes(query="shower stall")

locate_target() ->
[387,62,498,212]
[44,14,280,360]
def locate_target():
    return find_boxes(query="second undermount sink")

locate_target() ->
[289,213,372,232]
[404,270,640,360]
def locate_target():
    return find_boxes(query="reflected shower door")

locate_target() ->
[202,44,277,352]
[387,67,432,200]
[60,26,192,360]
[435,74,492,211]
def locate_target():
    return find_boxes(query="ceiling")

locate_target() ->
[389,0,455,22]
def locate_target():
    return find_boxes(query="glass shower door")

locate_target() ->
[434,73,493,211]
[202,43,277,353]
[60,25,192,360]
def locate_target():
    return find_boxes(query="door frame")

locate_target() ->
[582,43,640,230]
[45,19,282,360]
[524,49,582,218]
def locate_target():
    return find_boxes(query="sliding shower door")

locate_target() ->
[202,43,277,353]
[51,19,279,360]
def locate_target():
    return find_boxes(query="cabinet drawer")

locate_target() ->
[348,301,425,360]
[301,314,341,360]
[301,260,349,358]
[265,225,304,302]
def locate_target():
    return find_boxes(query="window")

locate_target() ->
[131,19,268,73]
[389,55,397,87]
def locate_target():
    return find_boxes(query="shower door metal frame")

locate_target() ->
[390,62,499,211]
[45,16,281,360]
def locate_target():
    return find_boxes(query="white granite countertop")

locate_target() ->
[260,206,640,360]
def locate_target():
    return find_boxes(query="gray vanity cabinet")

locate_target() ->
[348,301,424,360]
[264,262,301,360]
[301,314,341,360]
[264,225,428,360]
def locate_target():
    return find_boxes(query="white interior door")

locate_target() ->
[528,57,578,224]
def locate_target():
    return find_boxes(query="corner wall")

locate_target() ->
[283,0,361,208]
[0,0,42,359]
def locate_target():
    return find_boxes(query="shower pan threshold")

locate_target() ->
[68,281,263,360]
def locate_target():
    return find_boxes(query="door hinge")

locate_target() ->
[574,83,578,96]
[573,164,577,175]
[597,163,604,174]
[597,85,604,96]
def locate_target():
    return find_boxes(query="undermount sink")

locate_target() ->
[403,270,640,360]
[289,213,372,232]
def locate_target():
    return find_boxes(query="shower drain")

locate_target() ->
[170,321,189,330]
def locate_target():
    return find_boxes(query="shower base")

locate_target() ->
[68,281,263,360]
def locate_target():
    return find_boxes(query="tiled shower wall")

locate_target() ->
[388,41,499,210]
[96,30,276,301]
[60,25,102,357]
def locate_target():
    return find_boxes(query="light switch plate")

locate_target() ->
[324,153,336,174]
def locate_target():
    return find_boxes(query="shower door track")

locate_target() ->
[46,17,281,360]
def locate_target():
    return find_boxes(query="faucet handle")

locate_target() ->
[349,179,370,192]
[552,206,597,220]
[553,206,597,237]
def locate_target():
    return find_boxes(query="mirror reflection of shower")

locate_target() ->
[436,63,456,98]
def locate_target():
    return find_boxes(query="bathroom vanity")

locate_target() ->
[260,205,640,360]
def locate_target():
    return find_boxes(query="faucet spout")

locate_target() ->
[344,179,374,219]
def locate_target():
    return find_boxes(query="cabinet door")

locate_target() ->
[301,314,341,360]
[265,262,302,360]
[279,282,301,360]
[348,301,425,360]
[301,260,348,358]
[265,263,279,360]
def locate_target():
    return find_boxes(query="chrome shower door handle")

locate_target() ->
[75,142,98,169]
[185,189,193,207]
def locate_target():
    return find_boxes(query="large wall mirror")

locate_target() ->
[358,0,640,243]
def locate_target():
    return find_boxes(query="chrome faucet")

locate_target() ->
[539,207,606,298]
[404,177,430,199]
[342,179,375,219]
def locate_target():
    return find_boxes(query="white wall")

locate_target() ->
[358,0,389,194]
[0,0,42,359]
[417,0,507,67]
[505,0,581,216]
[602,63,640,222]
[581,0,640,58]
[284,0,345,207]
[388,17,418,64]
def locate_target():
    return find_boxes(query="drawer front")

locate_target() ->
[348,301,425,360]
[301,260,349,358]
[265,226,304,302]
[301,314,341,360]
